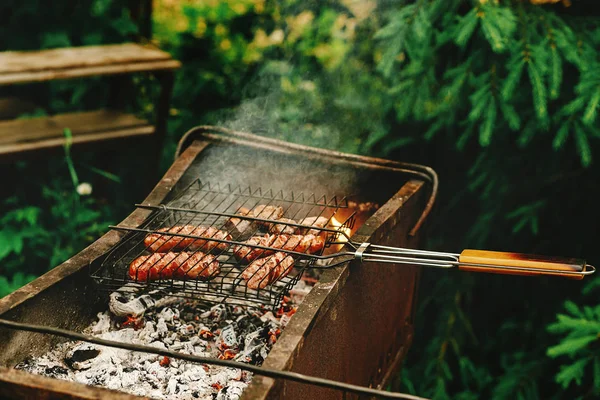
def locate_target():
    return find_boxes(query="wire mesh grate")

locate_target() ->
[91,180,355,310]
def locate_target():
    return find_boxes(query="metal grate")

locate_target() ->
[91,181,355,310]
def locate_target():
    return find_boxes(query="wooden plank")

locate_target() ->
[0,110,154,158]
[0,60,182,86]
[0,43,181,86]
[0,43,172,74]
[0,110,149,144]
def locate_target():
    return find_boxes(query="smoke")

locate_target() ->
[206,0,386,156]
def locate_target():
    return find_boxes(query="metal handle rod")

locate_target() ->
[354,243,596,277]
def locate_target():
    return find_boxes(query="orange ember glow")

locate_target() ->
[159,356,170,367]
[329,216,351,243]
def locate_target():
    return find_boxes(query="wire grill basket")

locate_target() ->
[90,181,355,310]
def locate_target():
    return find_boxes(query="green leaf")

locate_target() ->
[41,32,71,49]
[424,120,444,141]
[500,102,520,131]
[479,5,515,53]
[549,48,563,100]
[512,217,529,234]
[457,124,475,151]
[479,99,496,147]
[547,314,600,335]
[518,120,536,148]
[582,89,600,126]
[564,301,584,318]
[553,122,570,150]
[583,277,600,295]
[502,61,524,101]
[468,95,490,123]
[547,335,597,358]
[480,16,505,52]
[555,358,590,388]
[383,136,416,153]
[528,62,548,123]
[574,124,592,167]
[455,9,479,48]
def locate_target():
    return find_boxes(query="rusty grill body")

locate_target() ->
[0,128,429,400]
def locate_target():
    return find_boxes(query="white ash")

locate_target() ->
[15,280,313,400]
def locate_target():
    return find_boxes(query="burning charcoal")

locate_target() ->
[65,344,101,370]
[21,283,313,400]
[155,319,169,337]
[158,307,177,323]
[259,311,279,324]
[44,365,69,377]
[231,306,245,316]
[218,325,238,350]
[166,377,178,395]
[109,292,156,317]
[199,326,214,339]
[91,312,112,334]
[280,313,292,328]
[234,344,266,364]
[178,323,196,336]
[201,304,228,322]
[216,381,247,400]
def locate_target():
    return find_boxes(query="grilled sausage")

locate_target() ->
[298,216,329,237]
[271,234,324,254]
[144,225,231,253]
[268,218,299,235]
[129,252,220,282]
[233,234,276,263]
[242,252,295,289]
[233,234,324,263]
[246,205,284,227]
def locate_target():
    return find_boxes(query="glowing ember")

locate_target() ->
[329,217,351,243]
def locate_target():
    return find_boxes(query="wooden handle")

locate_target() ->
[458,249,585,280]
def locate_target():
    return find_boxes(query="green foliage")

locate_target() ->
[547,300,600,392]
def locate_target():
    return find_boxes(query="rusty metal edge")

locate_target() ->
[0,367,146,400]
[0,142,207,399]
[241,180,426,400]
[175,125,438,237]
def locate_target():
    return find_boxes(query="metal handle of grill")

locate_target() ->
[351,243,595,279]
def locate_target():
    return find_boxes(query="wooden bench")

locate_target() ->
[0,43,181,161]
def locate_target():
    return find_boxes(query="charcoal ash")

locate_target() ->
[16,279,312,400]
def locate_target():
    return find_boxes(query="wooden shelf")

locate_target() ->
[0,110,154,159]
[0,43,181,86]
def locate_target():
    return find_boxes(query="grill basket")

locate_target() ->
[90,180,355,310]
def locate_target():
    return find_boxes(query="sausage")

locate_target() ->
[271,234,324,254]
[233,234,277,263]
[129,252,220,282]
[144,225,232,253]
[242,252,295,289]
[298,216,330,238]
[233,234,325,263]
[268,218,299,235]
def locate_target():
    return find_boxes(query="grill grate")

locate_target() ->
[91,181,355,310]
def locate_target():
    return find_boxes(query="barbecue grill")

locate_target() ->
[0,126,593,400]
